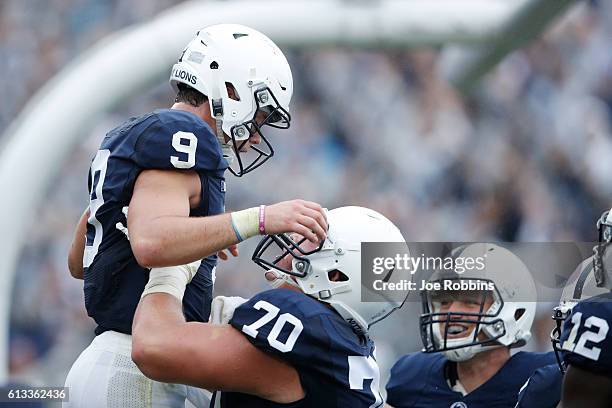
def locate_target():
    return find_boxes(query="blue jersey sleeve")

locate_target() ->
[515,364,562,408]
[134,110,227,173]
[561,293,612,376]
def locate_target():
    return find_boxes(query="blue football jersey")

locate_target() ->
[515,364,562,408]
[560,292,612,376]
[223,288,384,408]
[386,351,555,408]
[83,109,227,335]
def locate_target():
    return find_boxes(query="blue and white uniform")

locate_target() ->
[65,109,226,408]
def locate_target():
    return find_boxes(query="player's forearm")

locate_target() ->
[132,293,187,380]
[130,213,238,268]
[68,208,89,279]
[133,293,220,386]
[133,293,303,402]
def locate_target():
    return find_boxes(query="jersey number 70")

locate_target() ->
[241,300,383,407]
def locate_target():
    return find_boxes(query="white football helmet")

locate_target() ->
[420,243,537,362]
[169,24,293,176]
[550,209,612,372]
[252,206,408,336]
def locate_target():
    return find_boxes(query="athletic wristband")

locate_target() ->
[259,205,266,234]
[231,207,260,241]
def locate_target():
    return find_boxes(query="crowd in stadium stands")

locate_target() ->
[1,0,611,388]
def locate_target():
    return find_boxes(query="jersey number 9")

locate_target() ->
[171,131,198,169]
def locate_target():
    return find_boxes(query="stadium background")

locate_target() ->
[1,0,611,395]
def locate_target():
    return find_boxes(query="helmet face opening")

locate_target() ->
[594,210,612,288]
[419,278,505,353]
[252,233,325,278]
[228,87,291,177]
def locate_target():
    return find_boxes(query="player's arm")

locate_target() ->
[132,292,304,403]
[68,207,89,279]
[128,169,327,268]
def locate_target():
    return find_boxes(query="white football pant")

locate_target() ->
[63,331,211,408]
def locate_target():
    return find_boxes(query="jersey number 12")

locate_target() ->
[562,311,609,361]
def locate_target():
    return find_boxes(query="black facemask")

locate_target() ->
[227,87,290,177]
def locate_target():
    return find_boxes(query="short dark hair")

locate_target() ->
[175,83,208,107]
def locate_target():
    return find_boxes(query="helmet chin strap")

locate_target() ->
[209,63,235,165]
[214,115,235,165]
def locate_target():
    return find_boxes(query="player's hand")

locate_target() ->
[210,295,248,324]
[264,200,328,243]
[218,244,239,261]
[265,270,300,291]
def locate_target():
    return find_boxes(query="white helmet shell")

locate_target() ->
[558,257,609,313]
[292,206,408,336]
[170,24,293,139]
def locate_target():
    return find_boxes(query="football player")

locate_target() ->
[131,206,407,407]
[557,209,612,408]
[64,24,328,407]
[386,243,555,408]
[514,258,605,408]
[516,209,612,408]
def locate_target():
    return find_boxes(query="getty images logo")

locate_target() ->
[173,67,197,85]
